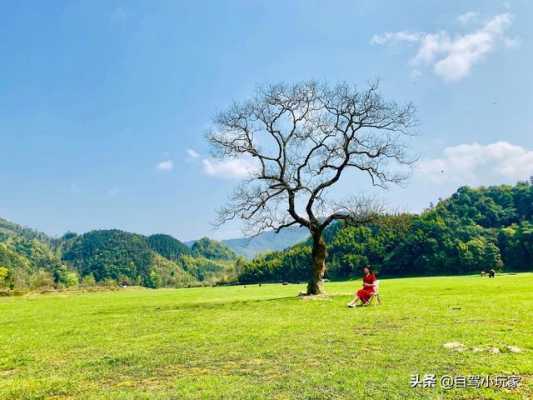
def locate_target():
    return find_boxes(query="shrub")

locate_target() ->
[63,271,80,287]
[101,278,118,288]
[80,274,96,287]
[29,269,55,290]
[0,266,9,288]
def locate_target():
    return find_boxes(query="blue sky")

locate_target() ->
[1,1,532,240]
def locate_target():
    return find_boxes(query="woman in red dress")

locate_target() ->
[347,266,377,307]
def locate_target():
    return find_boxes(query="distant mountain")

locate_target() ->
[147,234,191,261]
[61,230,241,287]
[191,237,237,260]
[63,229,163,286]
[222,227,309,258]
[0,215,246,291]
[60,230,243,287]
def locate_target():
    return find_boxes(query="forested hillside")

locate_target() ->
[62,230,189,287]
[147,234,191,260]
[62,230,243,288]
[190,237,237,260]
[239,182,533,283]
[0,217,52,243]
[0,224,239,292]
[0,221,73,291]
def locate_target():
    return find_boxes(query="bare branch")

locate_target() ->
[320,195,385,231]
[207,80,417,236]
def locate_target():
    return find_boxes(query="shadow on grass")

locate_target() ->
[151,295,303,312]
[150,291,361,312]
[90,295,304,315]
[90,290,362,316]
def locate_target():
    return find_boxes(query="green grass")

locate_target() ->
[1,274,532,399]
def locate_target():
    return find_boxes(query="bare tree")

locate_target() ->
[208,81,416,295]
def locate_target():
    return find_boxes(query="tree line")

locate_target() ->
[238,182,533,283]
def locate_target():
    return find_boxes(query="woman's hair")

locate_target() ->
[363,265,373,274]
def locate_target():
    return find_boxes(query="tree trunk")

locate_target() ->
[307,233,327,295]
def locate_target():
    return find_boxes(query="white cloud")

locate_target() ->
[457,11,479,25]
[370,31,422,45]
[372,13,515,81]
[202,158,258,179]
[417,142,533,185]
[187,148,200,158]
[156,160,174,171]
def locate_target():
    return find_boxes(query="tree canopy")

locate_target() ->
[147,234,191,261]
[191,237,237,260]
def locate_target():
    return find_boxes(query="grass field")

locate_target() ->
[1,274,532,399]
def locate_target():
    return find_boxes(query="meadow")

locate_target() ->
[1,274,532,399]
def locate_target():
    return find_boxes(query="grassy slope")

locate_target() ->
[0,274,532,399]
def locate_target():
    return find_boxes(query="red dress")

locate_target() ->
[357,273,376,303]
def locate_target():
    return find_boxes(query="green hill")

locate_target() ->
[0,222,71,291]
[63,230,157,286]
[62,230,197,287]
[435,184,533,228]
[147,234,191,260]
[190,237,237,260]
[239,182,533,283]
[0,216,51,243]
[60,230,240,288]
[0,219,242,292]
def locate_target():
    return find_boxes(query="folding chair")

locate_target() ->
[367,280,381,305]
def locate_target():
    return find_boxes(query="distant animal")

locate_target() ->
[282,282,289,285]
[480,270,486,277]
[488,269,496,278]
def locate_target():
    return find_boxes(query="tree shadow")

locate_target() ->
[146,295,302,313]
